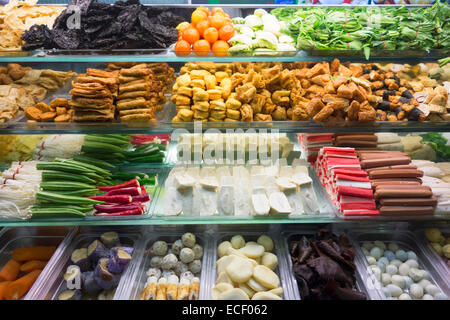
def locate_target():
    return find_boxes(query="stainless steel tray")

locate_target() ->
[280,226,374,300]
[349,228,450,300]
[30,226,145,300]
[122,226,211,300]
[208,225,292,300]
[0,226,75,300]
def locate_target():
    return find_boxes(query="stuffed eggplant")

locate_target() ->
[94,258,120,290]
[71,248,90,272]
[87,240,110,264]
[81,271,102,296]
[107,248,132,274]
[100,232,120,248]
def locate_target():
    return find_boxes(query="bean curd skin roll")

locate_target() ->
[177,278,190,300]
[167,275,179,300]
[156,277,167,301]
[189,277,200,301]
[140,276,158,300]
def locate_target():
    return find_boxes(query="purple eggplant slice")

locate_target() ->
[100,232,120,248]
[87,240,110,264]
[94,258,119,290]
[81,271,102,296]
[107,248,132,274]
[112,246,134,256]
[71,248,90,272]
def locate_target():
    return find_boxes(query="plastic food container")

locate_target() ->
[414,226,450,288]
[0,226,75,300]
[208,227,292,300]
[350,228,450,300]
[281,227,375,300]
[123,226,210,300]
[152,165,336,219]
[29,226,144,300]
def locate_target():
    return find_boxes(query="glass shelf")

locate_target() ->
[1,119,449,135]
[0,49,447,63]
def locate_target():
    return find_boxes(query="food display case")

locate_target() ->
[0,0,449,302]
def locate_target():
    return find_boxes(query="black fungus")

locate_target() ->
[408,107,424,121]
[21,0,182,50]
[378,101,391,111]
[382,90,396,100]
[402,89,414,99]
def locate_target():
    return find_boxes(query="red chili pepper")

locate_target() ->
[132,193,150,203]
[88,194,132,204]
[97,179,140,191]
[105,187,141,196]
[94,207,143,216]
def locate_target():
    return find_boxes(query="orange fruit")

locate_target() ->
[182,27,200,45]
[191,9,207,25]
[174,40,191,56]
[176,22,191,32]
[197,6,210,16]
[212,40,229,57]
[210,14,226,30]
[193,39,211,56]
[219,24,235,41]
[203,27,219,44]
[196,20,210,37]
[211,7,225,16]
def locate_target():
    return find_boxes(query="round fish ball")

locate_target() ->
[161,253,178,270]
[390,259,402,268]
[377,261,386,273]
[370,266,382,281]
[434,293,448,300]
[174,261,189,276]
[410,283,424,299]
[381,273,391,286]
[408,268,424,282]
[391,275,406,289]
[405,259,419,269]
[422,294,434,300]
[257,235,274,252]
[395,249,408,262]
[374,241,387,250]
[152,241,168,256]
[384,250,396,262]
[188,260,202,274]
[398,263,410,276]
[180,248,195,264]
[370,247,383,260]
[403,276,414,289]
[388,243,399,252]
[417,279,432,289]
[150,256,162,268]
[230,235,245,249]
[382,287,391,298]
[362,248,370,256]
[218,241,232,257]
[193,244,203,259]
[422,270,431,280]
[182,233,196,248]
[162,270,176,278]
[407,251,417,261]
[171,240,183,256]
[399,293,412,300]
[367,256,377,265]
[386,264,398,275]
[425,284,441,297]
[362,241,374,251]
[386,284,402,297]
[378,257,389,266]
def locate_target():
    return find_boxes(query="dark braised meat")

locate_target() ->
[289,228,366,300]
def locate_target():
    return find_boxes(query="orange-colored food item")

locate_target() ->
[210,14,226,30]
[12,246,56,262]
[3,270,42,300]
[191,9,207,25]
[182,27,200,45]
[212,40,229,57]
[0,281,12,300]
[196,20,210,37]
[203,27,219,44]
[197,6,210,16]
[19,260,48,273]
[0,259,21,281]
[219,24,235,41]
[211,7,224,16]
[176,22,191,32]
[174,40,191,56]
[193,39,211,56]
